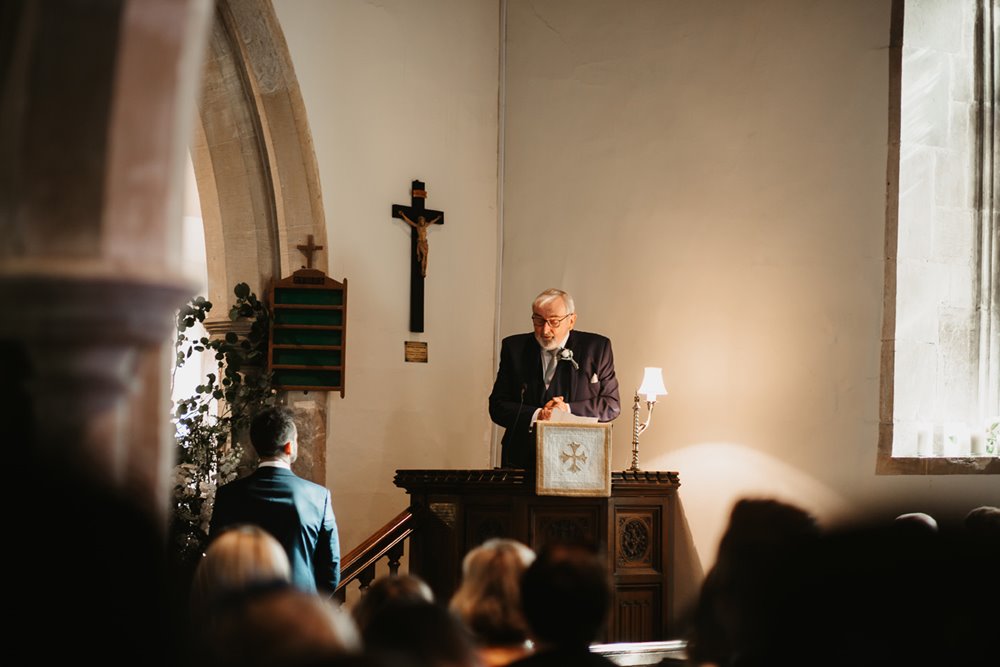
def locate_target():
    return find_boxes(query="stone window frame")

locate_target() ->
[878,0,1000,474]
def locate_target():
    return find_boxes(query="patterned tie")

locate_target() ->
[544,349,559,387]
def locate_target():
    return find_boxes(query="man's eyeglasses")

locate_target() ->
[531,313,573,329]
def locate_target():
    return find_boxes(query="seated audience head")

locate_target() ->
[519,541,610,649]
[351,574,434,636]
[250,407,298,461]
[776,521,1000,665]
[963,505,1000,537]
[205,585,360,667]
[716,497,820,560]
[449,538,535,646]
[449,538,535,648]
[363,600,479,667]
[692,500,1000,666]
[894,511,938,533]
[688,498,820,666]
[191,524,291,619]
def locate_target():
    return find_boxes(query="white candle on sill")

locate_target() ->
[932,425,945,457]
[971,432,987,456]
[916,427,932,457]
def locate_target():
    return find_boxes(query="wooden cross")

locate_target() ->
[391,180,445,333]
[296,235,324,269]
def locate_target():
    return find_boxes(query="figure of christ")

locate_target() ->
[398,210,440,277]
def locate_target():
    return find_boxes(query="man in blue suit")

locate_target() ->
[489,288,620,469]
[209,407,340,593]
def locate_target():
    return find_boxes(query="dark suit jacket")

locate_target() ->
[489,330,620,469]
[209,466,340,593]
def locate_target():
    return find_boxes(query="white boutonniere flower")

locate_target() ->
[558,347,580,369]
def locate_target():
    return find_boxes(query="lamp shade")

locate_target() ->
[638,367,668,402]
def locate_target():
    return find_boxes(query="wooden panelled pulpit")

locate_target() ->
[394,468,681,642]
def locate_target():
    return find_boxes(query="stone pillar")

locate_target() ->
[0,0,214,524]
[0,270,189,503]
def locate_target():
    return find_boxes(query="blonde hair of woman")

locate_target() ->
[450,538,536,667]
[191,524,292,618]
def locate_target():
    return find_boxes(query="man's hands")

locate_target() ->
[538,396,571,421]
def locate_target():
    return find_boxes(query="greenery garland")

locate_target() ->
[170,283,276,565]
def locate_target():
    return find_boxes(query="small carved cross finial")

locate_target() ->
[297,235,324,269]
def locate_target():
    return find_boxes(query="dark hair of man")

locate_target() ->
[249,407,297,459]
[687,498,820,665]
[363,600,478,667]
[964,505,1000,537]
[352,574,434,636]
[519,541,610,649]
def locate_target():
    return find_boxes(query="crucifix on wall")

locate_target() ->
[391,179,445,332]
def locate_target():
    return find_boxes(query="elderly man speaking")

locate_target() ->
[489,288,620,469]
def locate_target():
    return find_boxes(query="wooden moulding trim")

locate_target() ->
[392,469,683,491]
[394,469,530,489]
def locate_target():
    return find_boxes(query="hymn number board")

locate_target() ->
[268,268,347,396]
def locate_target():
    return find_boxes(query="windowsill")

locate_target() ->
[877,455,1000,475]
[877,425,1000,474]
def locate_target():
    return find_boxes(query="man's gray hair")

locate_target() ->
[532,288,574,314]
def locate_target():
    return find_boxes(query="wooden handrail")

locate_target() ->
[335,508,414,596]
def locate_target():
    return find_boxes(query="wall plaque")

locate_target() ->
[404,341,428,363]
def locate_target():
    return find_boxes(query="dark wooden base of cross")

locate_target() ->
[391,180,444,333]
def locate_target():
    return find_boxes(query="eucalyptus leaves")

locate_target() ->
[170,283,277,564]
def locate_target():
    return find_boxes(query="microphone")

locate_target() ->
[511,382,526,428]
[504,383,528,469]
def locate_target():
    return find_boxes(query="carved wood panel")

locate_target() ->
[530,506,599,548]
[614,507,660,572]
[614,586,660,643]
[464,506,512,551]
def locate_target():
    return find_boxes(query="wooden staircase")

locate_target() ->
[333,508,414,603]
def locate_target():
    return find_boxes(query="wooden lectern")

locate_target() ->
[394,468,681,642]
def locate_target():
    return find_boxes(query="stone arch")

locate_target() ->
[191,0,329,483]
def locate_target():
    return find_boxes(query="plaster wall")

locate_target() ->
[501,0,999,614]
[273,0,501,553]
[272,0,1000,619]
